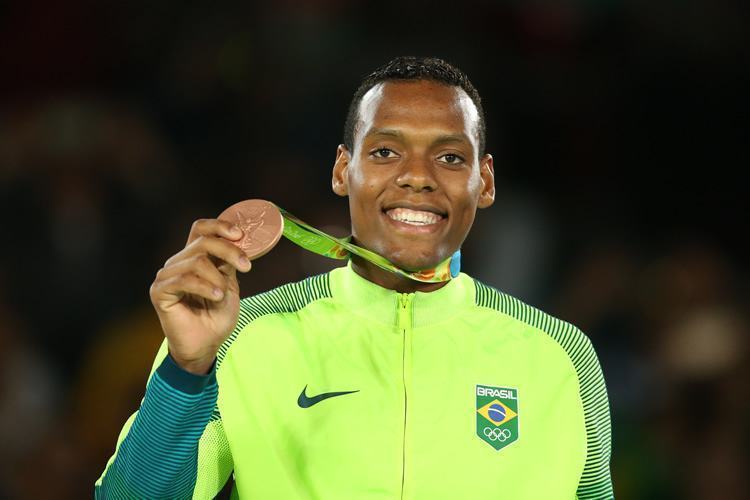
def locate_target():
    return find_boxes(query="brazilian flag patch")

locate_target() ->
[476,385,519,451]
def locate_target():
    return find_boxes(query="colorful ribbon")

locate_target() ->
[276,206,460,283]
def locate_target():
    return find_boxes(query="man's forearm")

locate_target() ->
[95,354,218,499]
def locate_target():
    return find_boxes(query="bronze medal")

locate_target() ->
[217,200,284,260]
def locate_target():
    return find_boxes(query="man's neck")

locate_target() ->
[349,254,448,294]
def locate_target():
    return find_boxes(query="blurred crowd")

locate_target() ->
[0,0,747,498]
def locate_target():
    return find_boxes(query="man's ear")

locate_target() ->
[332,144,350,197]
[478,153,495,209]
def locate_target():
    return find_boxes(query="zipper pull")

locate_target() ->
[398,293,411,331]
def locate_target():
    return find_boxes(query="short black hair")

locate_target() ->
[343,56,486,156]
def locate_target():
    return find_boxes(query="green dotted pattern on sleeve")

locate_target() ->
[191,418,233,499]
[474,280,614,500]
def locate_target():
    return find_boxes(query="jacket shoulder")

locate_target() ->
[472,279,594,369]
[216,272,333,369]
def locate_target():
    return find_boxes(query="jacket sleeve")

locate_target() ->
[94,340,234,499]
[575,336,614,499]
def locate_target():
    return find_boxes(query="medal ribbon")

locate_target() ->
[276,205,460,283]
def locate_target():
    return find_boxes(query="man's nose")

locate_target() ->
[395,155,437,192]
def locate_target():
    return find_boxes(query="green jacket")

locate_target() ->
[97,263,613,499]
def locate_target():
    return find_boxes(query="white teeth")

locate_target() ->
[386,208,443,225]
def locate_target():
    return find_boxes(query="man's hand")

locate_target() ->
[149,219,252,374]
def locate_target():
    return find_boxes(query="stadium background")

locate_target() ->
[0,0,747,498]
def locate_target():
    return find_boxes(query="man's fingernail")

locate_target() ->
[230,226,242,237]
[239,256,250,269]
[213,288,224,299]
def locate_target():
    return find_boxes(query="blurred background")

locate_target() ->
[1,0,748,498]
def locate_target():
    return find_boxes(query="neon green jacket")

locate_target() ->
[97,263,613,499]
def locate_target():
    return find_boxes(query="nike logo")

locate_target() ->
[297,385,359,408]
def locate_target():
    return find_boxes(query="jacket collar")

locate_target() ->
[329,260,475,328]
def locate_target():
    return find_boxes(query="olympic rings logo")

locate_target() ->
[483,426,512,442]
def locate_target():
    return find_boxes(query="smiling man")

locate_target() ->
[334,74,493,293]
[96,57,613,499]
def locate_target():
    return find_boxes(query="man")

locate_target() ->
[96,56,613,499]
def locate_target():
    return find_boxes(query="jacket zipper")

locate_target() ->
[398,293,413,500]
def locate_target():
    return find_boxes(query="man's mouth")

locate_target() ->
[384,207,445,226]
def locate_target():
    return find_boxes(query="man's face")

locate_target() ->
[332,80,495,271]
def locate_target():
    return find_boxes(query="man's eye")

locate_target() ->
[439,153,464,165]
[372,148,397,158]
